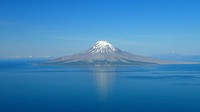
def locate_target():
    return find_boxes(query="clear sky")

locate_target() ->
[0,0,200,58]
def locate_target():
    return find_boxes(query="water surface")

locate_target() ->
[0,59,200,112]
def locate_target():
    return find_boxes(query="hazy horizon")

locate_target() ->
[1,0,200,57]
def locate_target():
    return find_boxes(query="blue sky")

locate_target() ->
[0,0,200,57]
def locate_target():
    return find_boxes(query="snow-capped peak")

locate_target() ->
[94,40,114,49]
[89,40,117,54]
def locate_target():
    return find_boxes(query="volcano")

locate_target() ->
[48,40,177,65]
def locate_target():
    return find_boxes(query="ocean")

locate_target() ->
[0,59,200,112]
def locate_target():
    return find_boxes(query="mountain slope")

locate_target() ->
[47,41,194,65]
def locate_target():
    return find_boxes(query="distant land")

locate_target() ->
[1,41,200,65]
[45,41,198,65]
[150,53,200,62]
[1,45,200,65]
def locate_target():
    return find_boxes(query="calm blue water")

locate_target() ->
[0,59,200,112]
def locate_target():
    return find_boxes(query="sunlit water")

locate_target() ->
[0,59,200,112]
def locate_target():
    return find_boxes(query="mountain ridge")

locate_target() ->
[47,41,197,65]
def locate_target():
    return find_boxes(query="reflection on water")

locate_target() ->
[92,66,115,99]
[1,60,200,112]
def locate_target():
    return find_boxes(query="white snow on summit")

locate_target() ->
[89,41,117,54]
[94,41,114,48]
